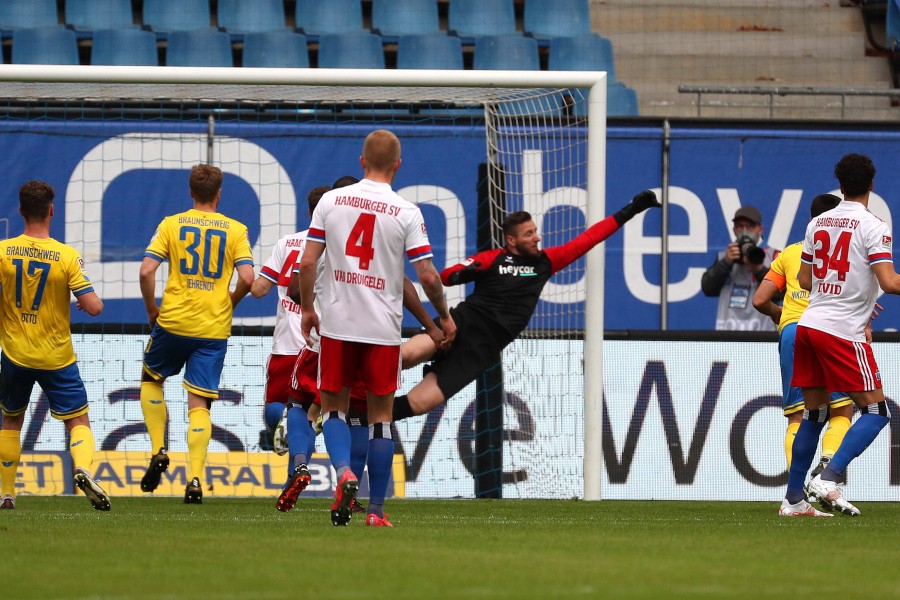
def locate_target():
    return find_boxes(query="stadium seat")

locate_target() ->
[66,0,133,37]
[295,0,363,40]
[397,34,463,70]
[12,27,78,65]
[523,0,591,40]
[318,32,385,69]
[448,0,516,39]
[889,0,900,50]
[217,0,286,35]
[371,0,439,42]
[242,31,309,68]
[166,29,233,67]
[143,0,211,34]
[608,82,639,116]
[91,28,159,66]
[549,34,616,81]
[473,34,539,71]
[0,0,57,34]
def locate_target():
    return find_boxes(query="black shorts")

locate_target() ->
[423,306,512,401]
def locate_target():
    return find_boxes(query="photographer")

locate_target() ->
[701,205,780,330]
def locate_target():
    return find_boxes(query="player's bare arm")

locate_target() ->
[250,275,275,298]
[139,256,161,327]
[798,261,812,291]
[402,276,446,349]
[751,279,783,326]
[74,290,103,316]
[298,239,325,346]
[231,264,255,307]
[413,257,456,345]
[872,262,900,295]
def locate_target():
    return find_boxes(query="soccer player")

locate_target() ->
[250,185,331,452]
[0,181,110,511]
[780,153,900,517]
[297,129,454,526]
[138,164,255,504]
[752,193,854,503]
[392,190,662,422]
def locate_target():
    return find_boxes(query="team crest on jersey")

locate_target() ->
[882,235,892,249]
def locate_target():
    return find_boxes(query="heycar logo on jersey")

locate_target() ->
[498,265,537,277]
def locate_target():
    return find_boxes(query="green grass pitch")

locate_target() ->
[3,497,900,599]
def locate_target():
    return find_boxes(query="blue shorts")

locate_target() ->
[779,322,852,416]
[0,354,89,420]
[142,325,227,399]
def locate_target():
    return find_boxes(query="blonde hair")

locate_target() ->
[362,130,401,174]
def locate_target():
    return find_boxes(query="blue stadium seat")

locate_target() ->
[549,34,616,80]
[608,82,639,116]
[448,0,515,39]
[371,0,439,42]
[473,34,539,70]
[0,0,57,34]
[295,0,363,40]
[12,27,79,65]
[143,0,210,34]
[318,32,385,69]
[166,29,233,67]
[889,0,900,50]
[523,0,591,40]
[218,0,285,35]
[242,31,309,68]
[91,28,159,65]
[66,0,133,36]
[397,34,463,70]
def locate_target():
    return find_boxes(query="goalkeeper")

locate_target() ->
[393,190,661,421]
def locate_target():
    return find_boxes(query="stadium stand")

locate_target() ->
[218,0,286,36]
[371,0,440,42]
[143,0,211,34]
[166,28,233,67]
[0,0,57,36]
[397,33,464,70]
[548,33,617,80]
[608,81,639,117]
[448,0,517,40]
[12,26,78,65]
[318,31,385,69]
[66,0,134,38]
[242,31,309,68]
[91,28,159,66]
[523,0,591,41]
[473,34,539,71]
[294,0,364,40]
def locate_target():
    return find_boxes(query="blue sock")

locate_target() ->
[349,424,369,482]
[785,408,827,504]
[367,422,393,518]
[322,411,351,474]
[286,405,310,474]
[264,402,285,436]
[822,407,890,482]
[306,420,316,462]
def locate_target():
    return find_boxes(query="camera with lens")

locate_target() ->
[736,234,765,265]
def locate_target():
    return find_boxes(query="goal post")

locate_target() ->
[0,65,607,500]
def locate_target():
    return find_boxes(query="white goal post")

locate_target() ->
[0,65,608,501]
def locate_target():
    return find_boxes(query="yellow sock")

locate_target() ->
[822,415,851,459]
[0,430,22,497]
[785,421,801,469]
[68,424,95,473]
[187,407,212,482]
[141,381,167,452]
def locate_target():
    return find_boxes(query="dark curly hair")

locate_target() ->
[834,153,875,198]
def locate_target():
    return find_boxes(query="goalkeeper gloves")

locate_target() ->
[613,190,661,227]
[446,261,481,285]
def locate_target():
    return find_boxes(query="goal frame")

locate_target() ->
[0,64,608,501]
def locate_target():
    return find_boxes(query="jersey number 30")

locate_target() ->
[179,226,227,279]
[812,230,851,282]
[345,213,376,271]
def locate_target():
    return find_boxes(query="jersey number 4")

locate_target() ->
[345,213,376,271]
[812,230,851,282]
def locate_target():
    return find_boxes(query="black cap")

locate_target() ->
[732,206,762,225]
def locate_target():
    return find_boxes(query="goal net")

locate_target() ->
[0,65,607,501]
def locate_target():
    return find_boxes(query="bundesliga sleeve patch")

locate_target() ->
[882,235,892,250]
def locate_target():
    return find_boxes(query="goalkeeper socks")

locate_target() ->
[349,423,369,481]
[0,430,21,497]
[68,425,95,473]
[393,395,414,421]
[821,414,851,459]
[264,402,285,435]
[187,407,212,482]
[286,405,310,473]
[366,423,394,516]
[785,408,827,504]
[322,411,351,471]
[821,404,890,482]
[784,421,800,468]
[140,381,167,452]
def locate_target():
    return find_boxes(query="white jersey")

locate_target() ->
[307,178,432,345]
[259,230,308,355]
[799,200,892,341]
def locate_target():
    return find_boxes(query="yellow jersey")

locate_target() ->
[144,208,254,340]
[0,235,95,369]
[764,241,807,334]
